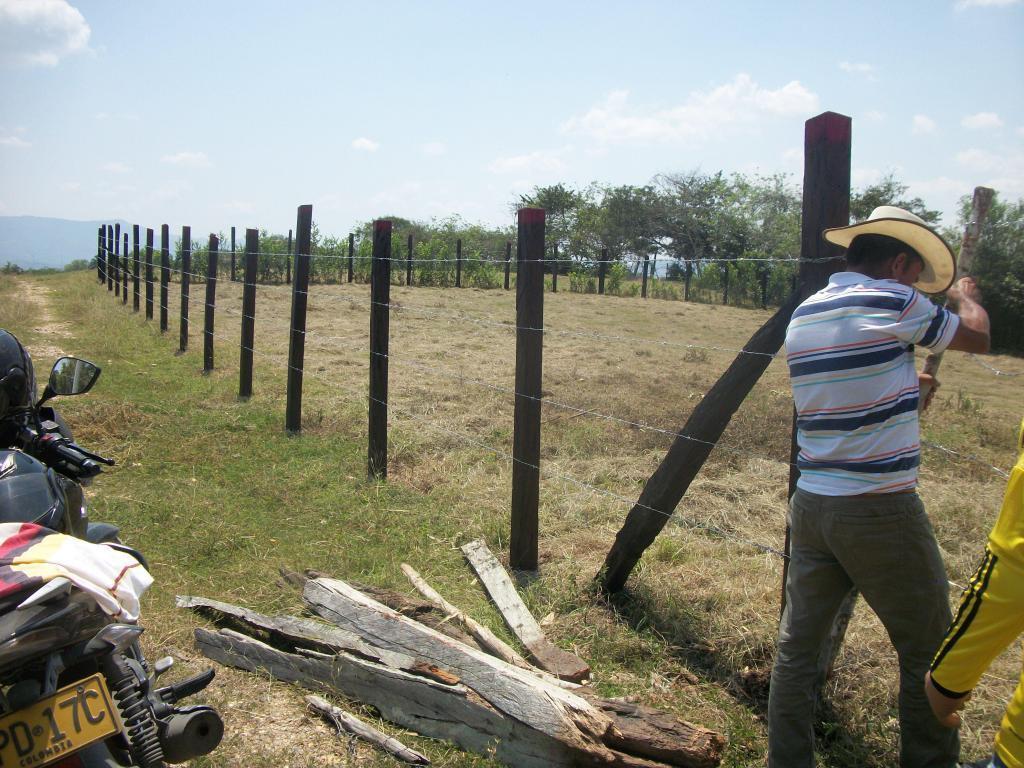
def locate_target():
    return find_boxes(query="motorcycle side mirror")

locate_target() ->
[38,357,102,406]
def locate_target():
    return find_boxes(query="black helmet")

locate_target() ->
[0,329,35,422]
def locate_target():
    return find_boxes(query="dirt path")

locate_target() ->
[17,276,74,360]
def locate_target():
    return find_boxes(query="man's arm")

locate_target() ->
[944,277,990,354]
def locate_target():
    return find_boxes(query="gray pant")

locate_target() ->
[767,489,959,767]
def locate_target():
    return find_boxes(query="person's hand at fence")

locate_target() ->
[924,671,971,728]
[918,373,940,412]
[946,276,983,311]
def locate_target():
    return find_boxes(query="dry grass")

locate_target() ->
[3,271,1021,766]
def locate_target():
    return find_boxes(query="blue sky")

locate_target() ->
[1,0,1021,239]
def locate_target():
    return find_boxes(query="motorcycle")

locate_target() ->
[0,356,223,767]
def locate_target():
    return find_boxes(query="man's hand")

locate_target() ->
[919,373,940,412]
[946,276,983,311]
[925,671,970,728]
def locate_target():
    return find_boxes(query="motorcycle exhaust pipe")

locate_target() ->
[159,706,224,763]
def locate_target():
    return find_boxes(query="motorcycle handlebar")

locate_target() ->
[16,425,113,480]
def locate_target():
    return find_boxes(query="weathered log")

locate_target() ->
[599,288,803,593]
[461,539,590,682]
[400,563,535,672]
[305,694,430,765]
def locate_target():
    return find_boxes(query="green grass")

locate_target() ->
[2,270,1020,767]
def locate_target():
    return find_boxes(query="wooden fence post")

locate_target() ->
[684,263,692,302]
[347,233,354,283]
[721,262,730,305]
[121,233,128,304]
[504,241,512,290]
[144,228,154,320]
[230,226,236,282]
[641,253,650,298]
[286,229,292,284]
[511,208,545,572]
[239,228,258,400]
[455,238,463,288]
[598,250,607,295]
[179,226,191,353]
[105,225,113,291]
[285,206,313,433]
[203,234,219,373]
[368,219,392,479]
[113,223,121,298]
[406,233,413,287]
[96,227,103,283]
[132,225,141,312]
[551,244,558,293]
[160,224,170,332]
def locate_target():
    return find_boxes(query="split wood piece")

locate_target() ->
[177,595,454,686]
[304,576,723,767]
[400,563,535,673]
[461,539,590,682]
[196,628,657,768]
[305,694,430,765]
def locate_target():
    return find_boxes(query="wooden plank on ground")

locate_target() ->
[461,539,590,682]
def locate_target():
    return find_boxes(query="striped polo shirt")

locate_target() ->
[785,272,960,496]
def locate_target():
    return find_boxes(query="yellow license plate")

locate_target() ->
[0,674,121,767]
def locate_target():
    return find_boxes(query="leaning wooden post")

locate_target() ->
[144,228,154,320]
[160,224,170,332]
[455,238,463,288]
[347,233,354,283]
[203,234,219,373]
[121,233,129,304]
[368,219,392,479]
[230,226,237,282]
[504,241,512,290]
[113,223,121,298]
[285,206,313,433]
[239,228,258,400]
[598,249,608,295]
[179,226,191,353]
[132,225,141,312]
[511,208,545,572]
[286,229,293,284]
[641,253,650,298]
[406,233,413,287]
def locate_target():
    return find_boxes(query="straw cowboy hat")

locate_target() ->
[823,205,956,294]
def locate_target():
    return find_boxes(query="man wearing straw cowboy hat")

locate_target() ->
[769,206,991,767]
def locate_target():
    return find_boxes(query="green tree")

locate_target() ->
[850,172,941,224]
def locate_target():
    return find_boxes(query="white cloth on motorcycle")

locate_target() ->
[0,522,152,621]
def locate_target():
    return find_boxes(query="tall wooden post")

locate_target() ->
[239,229,259,400]
[230,226,237,282]
[598,249,608,295]
[368,219,392,479]
[511,208,545,572]
[96,227,103,283]
[551,244,558,293]
[144,228,154,320]
[113,223,121,298]
[347,233,354,283]
[160,224,170,332]
[641,253,650,298]
[406,233,413,287]
[285,207,312,433]
[121,233,128,304]
[684,263,693,301]
[106,225,113,291]
[721,262,730,305]
[504,241,512,290]
[286,229,292,284]
[203,235,219,373]
[179,226,191,352]
[132,225,141,312]
[455,238,463,288]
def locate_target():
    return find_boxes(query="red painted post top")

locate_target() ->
[518,207,545,225]
[805,111,851,144]
[374,219,392,234]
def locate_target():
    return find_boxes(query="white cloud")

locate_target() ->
[225,200,255,215]
[0,0,91,68]
[912,114,936,135]
[421,141,446,157]
[101,161,131,174]
[59,181,80,192]
[561,74,818,144]
[955,0,1021,9]
[956,147,1001,171]
[487,148,568,175]
[961,112,1004,130]
[160,151,211,168]
[852,167,884,186]
[839,61,874,75]
[351,137,380,152]
[0,134,30,148]
[865,110,885,122]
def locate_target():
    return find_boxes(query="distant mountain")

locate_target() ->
[0,216,129,270]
